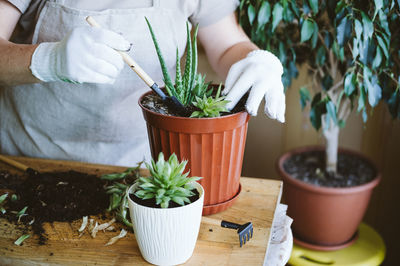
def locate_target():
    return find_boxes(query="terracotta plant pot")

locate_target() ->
[277,146,381,250]
[139,90,250,215]
[128,182,204,265]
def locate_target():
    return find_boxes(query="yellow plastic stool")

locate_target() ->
[289,223,386,266]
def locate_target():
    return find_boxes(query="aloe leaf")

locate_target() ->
[182,22,193,104]
[17,206,28,218]
[175,48,183,101]
[0,193,8,204]
[145,17,175,96]
[216,83,222,98]
[14,234,30,246]
[186,24,199,104]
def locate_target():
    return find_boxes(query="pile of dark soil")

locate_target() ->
[283,151,376,188]
[0,169,108,244]
[141,91,247,117]
[129,189,200,208]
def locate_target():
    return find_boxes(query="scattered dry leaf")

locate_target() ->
[105,229,127,246]
[78,216,88,233]
[91,222,99,238]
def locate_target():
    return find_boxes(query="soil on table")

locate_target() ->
[0,169,108,244]
[283,151,376,188]
[141,91,248,117]
[129,189,200,208]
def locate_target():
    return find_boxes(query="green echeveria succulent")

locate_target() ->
[191,84,229,118]
[135,153,201,208]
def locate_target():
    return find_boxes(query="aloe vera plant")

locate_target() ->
[134,152,201,208]
[145,18,229,117]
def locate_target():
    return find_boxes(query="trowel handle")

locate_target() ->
[0,154,29,172]
[85,16,155,88]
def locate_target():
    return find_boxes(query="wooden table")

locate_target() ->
[0,156,282,266]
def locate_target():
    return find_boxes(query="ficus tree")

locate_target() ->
[239,0,400,173]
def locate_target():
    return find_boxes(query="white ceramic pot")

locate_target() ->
[128,182,204,265]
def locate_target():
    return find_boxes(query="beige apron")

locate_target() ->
[0,0,188,166]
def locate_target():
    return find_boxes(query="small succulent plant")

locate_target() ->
[135,153,201,208]
[191,84,229,118]
[145,17,229,117]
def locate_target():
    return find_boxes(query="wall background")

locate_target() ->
[198,46,400,265]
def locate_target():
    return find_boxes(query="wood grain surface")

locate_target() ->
[0,156,282,265]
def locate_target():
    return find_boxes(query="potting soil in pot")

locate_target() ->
[129,189,200,208]
[283,151,376,187]
[0,169,108,244]
[141,92,247,117]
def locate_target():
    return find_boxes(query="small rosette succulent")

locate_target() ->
[135,153,201,208]
[191,84,229,118]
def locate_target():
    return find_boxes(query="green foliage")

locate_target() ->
[135,153,201,209]
[238,0,400,127]
[0,193,7,214]
[101,162,143,228]
[145,17,174,96]
[146,18,229,117]
[191,84,229,118]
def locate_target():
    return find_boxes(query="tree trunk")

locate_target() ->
[322,122,339,173]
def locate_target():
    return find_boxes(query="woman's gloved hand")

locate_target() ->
[223,50,286,123]
[30,26,130,84]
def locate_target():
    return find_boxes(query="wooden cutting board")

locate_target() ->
[0,156,282,265]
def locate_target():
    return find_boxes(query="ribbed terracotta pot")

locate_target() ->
[139,90,250,215]
[277,146,381,250]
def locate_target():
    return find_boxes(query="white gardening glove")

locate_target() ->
[30,26,130,84]
[223,50,286,122]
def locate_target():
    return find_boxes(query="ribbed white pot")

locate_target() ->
[128,182,204,266]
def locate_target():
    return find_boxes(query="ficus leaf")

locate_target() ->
[299,87,311,110]
[366,75,382,107]
[361,12,374,41]
[308,0,318,14]
[316,46,326,66]
[248,4,256,25]
[357,85,367,112]
[354,19,362,41]
[362,109,368,122]
[310,105,322,130]
[301,19,314,42]
[376,35,389,59]
[272,3,283,32]
[257,1,271,29]
[336,16,352,46]
[322,75,333,91]
[344,72,356,96]
[374,0,383,11]
[372,47,382,68]
[311,22,319,48]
